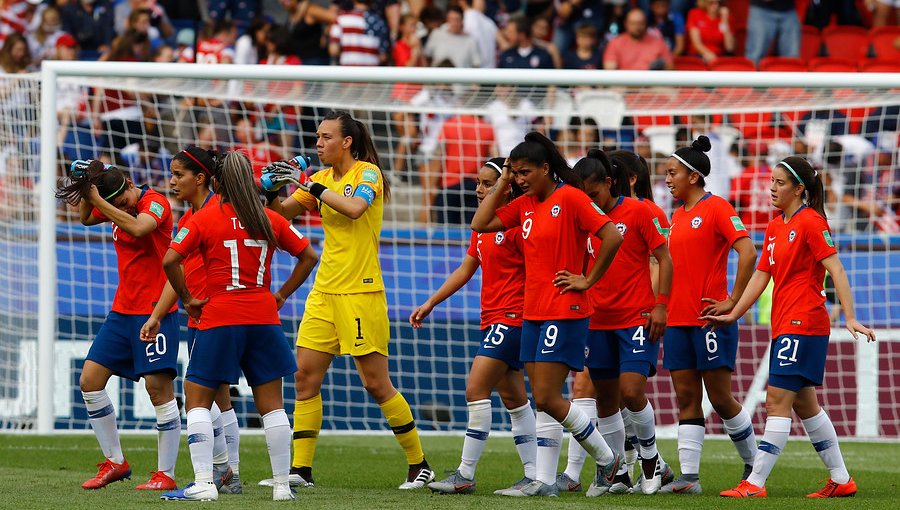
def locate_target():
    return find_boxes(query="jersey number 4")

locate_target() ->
[223,239,269,291]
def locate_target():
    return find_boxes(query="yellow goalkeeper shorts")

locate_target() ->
[296,289,390,357]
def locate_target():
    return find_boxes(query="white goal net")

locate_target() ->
[2,63,898,439]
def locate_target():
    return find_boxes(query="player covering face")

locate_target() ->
[704,156,875,499]
[471,132,625,497]
[410,158,538,495]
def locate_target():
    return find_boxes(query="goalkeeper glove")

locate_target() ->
[261,156,328,199]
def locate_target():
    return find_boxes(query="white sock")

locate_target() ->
[747,416,791,487]
[677,422,705,476]
[507,402,536,480]
[535,411,564,485]
[722,406,757,467]
[262,409,291,484]
[561,403,614,466]
[187,407,214,484]
[220,407,240,475]
[622,408,639,453]
[82,390,124,464]
[458,399,491,479]
[563,398,595,480]
[802,410,850,484]
[154,399,181,478]
[628,401,659,460]
[209,402,228,466]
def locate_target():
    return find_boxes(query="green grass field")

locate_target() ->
[1,434,896,509]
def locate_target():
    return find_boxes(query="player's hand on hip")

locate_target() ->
[647,304,667,342]
[140,317,160,342]
[847,319,876,343]
[553,270,589,294]
[184,297,209,322]
[700,296,735,316]
[274,291,286,310]
[699,312,736,333]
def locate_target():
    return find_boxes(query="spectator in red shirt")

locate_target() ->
[686,0,734,63]
[603,9,672,70]
[731,156,774,232]
[233,115,285,185]
[390,13,424,179]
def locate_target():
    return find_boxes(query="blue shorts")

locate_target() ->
[663,324,739,372]
[186,324,298,389]
[585,326,660,379]
[521,318,589,371]
[86,311,180,382]
[477,323,523,370]
[768,334,829,392]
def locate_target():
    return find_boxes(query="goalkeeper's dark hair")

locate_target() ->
[609,149,654,202]
[215,151,277,247]
[573,148,628,198]
[778,155,826,220]
[173,146,220,187]
[324,109,391,202]
[56,160,129,206]
[509,131,582,190]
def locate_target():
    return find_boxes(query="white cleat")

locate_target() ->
[161,481,218,501]
[259,473,310,488]
[273,481,296,501]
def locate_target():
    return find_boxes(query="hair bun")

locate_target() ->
[692,135,712,153]
[586,148,603,160]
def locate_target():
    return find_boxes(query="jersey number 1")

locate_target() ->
[223,239,268,291]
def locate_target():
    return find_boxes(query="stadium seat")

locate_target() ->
[832,88,873,134]
[822,26,870,61]
[708,56,757,71]
[574,89,626,130]
[733,27,748,59]
[627,90,675,133]
[674,56,708,71]
[549,88,574,132]
[869,26,900,60]
[801,25,823,60]
[759,57,807,72]
[809,57,857,72]
[860,59,900,73]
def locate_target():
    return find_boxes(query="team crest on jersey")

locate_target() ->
[494,232,505,244]
[789,230,796,242]
[551,204,561,217]
[343,184,353,197]
[616,222,627,235]
[691,216,703,229]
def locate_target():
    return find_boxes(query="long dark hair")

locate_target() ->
[215,151,277,246]
[609,150,653,201]
[509,131,582,189]
[173,147,220,186]
[323,110,391,201]
[778,155,826,219]
[56,160,129,206]
[573,149,629,198]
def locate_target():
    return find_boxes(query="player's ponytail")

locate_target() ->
[573,148,625,198]
[56,160,129,206]
[610,150,654,201]
[323,110,391,202]
[779,155,826,220]
[510,132,582,190]
[216,151,277,247]
[173,146,219,187]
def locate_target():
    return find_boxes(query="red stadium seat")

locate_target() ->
[673,56,708,71]
[832,88,872,134]
[627,90,675,133]
[733,27,748,59]
[708,56,757,71]
[869,26,900,60]
[809,57,857,72]
[860,59,900,73]
[758,57,807,72]
[822,26,869,61]
[801,25,823,61]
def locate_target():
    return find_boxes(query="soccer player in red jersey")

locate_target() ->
[141,147,242,493]
[56,161,182,490]
[704,156,875,499]
[410,158,536,495]
[160,151,318,501]
[660,136,759,494]
[472,132,624,497]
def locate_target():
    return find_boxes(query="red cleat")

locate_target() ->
[82,458,132,489]
[720,479,767,498]
[807,478,857,498]
[136,470,177,490]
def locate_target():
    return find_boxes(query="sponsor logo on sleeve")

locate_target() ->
[730,216,746,232]
[149,201,165,219]
[823,230,834,247]
[173,227,189,243]
[361,168,378,184]
[590,202,604,215]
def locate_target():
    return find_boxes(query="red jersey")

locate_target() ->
[588,197,666,329]
[668,193,749,326]
[196,38,235,64]
[757,206,836,337]
[496,184,611,320]
[439,115,495,189]
[640,198,671,239]
[466,228,526,328]
[178,193,220,328]
[91,186,177,315]
[731,164,774,231]
[170,202,311,330]
[686,8,728,56]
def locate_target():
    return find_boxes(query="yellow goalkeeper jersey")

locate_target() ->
[292,160,384,294]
